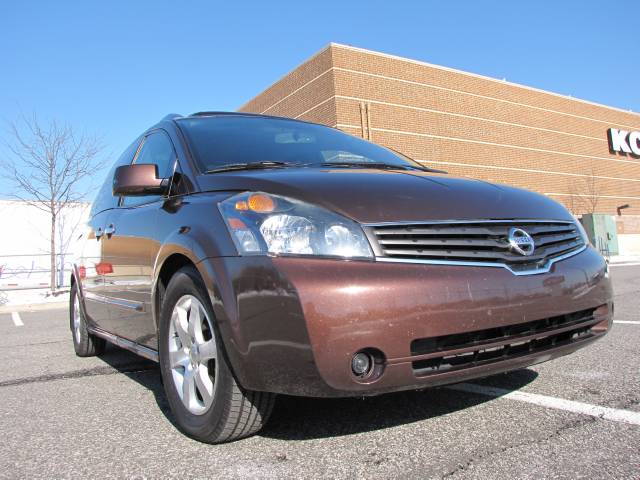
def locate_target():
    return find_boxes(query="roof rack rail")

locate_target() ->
[161,113,183,121]
[190,111,267,117]
[187,111,320,126]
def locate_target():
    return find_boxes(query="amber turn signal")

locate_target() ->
[247,193,276,213]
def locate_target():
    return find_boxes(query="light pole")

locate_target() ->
[616,204,630,216]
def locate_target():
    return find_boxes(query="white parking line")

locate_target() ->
[609,262,640,267]
[614,320,640,325]
[447,383,640,426]
[11,312,23,327]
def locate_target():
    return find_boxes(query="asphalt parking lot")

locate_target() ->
[0,265,638,479]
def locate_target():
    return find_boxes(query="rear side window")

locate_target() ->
[90,137,141,216]
[121,130,177,208]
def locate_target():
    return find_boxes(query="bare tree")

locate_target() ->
[580,168,601,214]
[564,168,602,216]
[565,179,582,216]
[3,114,103,291]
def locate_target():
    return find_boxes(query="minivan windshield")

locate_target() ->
[176,115,426,173]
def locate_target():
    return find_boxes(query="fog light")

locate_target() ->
[351,352,372,376]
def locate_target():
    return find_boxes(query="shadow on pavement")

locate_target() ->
[261,368,538,441]
[96,345,174,423]
[258,369,538,440]
[97,344,538,441]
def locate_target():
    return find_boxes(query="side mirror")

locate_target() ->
[113,164,169,196]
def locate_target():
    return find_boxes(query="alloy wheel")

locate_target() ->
[168,295,218,415]
[73,293,81,344]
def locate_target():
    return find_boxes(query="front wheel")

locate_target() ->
[158,266,275,443]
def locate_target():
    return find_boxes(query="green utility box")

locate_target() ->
[580,214,619,256]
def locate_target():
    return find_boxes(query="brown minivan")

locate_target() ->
[71,112,613,443]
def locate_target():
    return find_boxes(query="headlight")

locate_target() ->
[218,192,373,259]
[575,220,591,245]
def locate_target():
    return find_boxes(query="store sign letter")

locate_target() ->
[608,128,640,156]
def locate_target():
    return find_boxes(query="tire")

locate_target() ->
[70,282,106,357]
[158,266,275,443]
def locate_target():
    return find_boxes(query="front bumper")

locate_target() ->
[201,246,613,397]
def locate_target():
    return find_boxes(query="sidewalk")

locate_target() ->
[608,255,640,265]
[0,288,69,313]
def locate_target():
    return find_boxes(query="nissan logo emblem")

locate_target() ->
[508,227,535,256]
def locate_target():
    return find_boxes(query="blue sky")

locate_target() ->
[1,1,639,199]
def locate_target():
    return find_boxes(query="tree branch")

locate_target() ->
[1,113,105,291]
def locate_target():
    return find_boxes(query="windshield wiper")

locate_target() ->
[205,161,303,174]
[321,162,445,173]
[384,147,448,174]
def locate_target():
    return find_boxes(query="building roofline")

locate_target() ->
[239,42,638,121]
[326,42,639,120]
[237,44,334,112]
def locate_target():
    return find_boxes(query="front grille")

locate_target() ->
[410,307,602,376]
[368,220,585,273]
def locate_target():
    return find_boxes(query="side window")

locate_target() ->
[121,130,176,208]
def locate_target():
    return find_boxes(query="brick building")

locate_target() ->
[239,43,640,220]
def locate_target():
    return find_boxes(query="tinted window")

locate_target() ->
[90,137,141,216]
[121,130,176,207]
[176,116,420,172]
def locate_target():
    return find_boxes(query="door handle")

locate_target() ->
[105,224,116,237]
[95,227,104,241]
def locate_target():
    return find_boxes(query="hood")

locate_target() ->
[196,168,573,224]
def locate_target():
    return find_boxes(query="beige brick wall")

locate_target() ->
[238,47,337,126]
[240,43,640,215]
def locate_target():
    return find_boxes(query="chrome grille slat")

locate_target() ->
[383,248,510,260]
[527,240,582,258]
[381,243,582,263]
[372,223,575,237]
[377,238,510,248]
[379,237,581,258]
[534,232,580,247]
[367,219,585,275]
